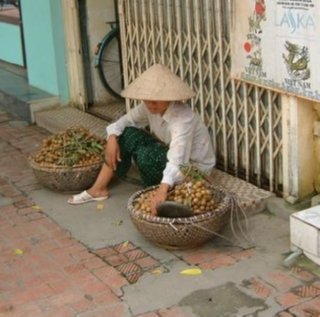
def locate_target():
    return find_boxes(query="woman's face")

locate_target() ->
[143,100,170,115]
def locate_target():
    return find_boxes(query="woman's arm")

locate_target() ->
[150,109,195,214]
[161,113,195,186]
[106,104,149,138]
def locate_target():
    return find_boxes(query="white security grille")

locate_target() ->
[118,0,283,194]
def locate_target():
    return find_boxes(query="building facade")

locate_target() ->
[0,0,318,202]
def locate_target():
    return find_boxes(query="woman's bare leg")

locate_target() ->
[86,163,114,197]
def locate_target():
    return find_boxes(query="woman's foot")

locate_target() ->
[68,189,109,205]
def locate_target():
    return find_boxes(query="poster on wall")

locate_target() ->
[231,0,320,101]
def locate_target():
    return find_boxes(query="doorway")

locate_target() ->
[0,0,26,70]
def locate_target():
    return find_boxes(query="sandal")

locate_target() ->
[68,190,109,205]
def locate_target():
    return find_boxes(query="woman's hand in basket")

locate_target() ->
[149,183,170,215]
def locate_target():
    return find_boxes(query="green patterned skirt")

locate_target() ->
[115,127,168,187]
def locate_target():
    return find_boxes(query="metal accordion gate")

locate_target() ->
[118,0,283,195]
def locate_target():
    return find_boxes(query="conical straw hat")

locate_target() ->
[121,64,196,101]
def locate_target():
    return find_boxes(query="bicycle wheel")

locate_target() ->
[96,28,123,99]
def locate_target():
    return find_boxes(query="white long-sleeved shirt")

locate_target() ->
[106,101,216,186]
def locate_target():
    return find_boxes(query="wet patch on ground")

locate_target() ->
[179,282,268,317]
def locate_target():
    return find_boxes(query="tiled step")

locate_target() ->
[210,169,274,215]
[34,106,109,137]
[88,101,126,122]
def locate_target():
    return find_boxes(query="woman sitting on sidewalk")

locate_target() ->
[68,63,216,214]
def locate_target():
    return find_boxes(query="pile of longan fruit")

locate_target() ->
[31,127,104,168]
[133,179,216,216]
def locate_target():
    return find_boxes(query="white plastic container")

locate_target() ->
[290,206,320,265]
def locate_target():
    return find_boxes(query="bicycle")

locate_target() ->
[94,21,124,99]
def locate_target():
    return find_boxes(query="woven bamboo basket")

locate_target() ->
[29,158,103,192]
[127,185,231,250]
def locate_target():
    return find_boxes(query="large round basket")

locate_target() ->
[29,159,102,192]
[127,185,232,250]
